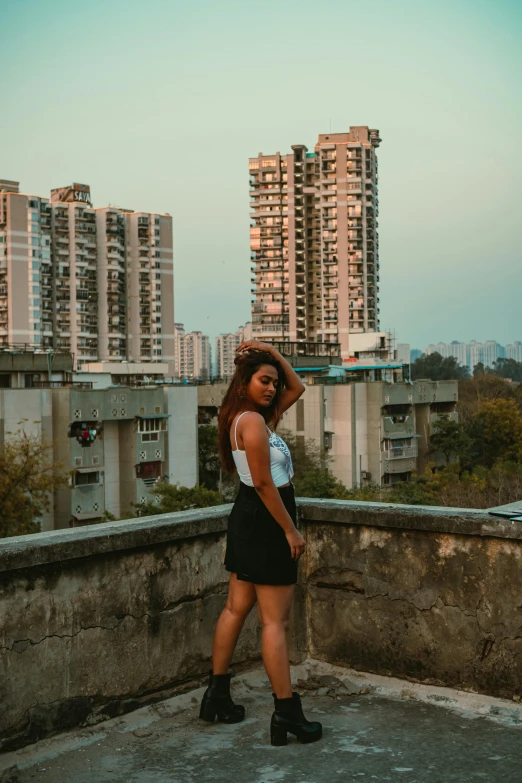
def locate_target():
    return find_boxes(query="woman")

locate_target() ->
[199,339,322,746]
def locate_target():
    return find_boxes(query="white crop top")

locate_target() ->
[231,411,294,488]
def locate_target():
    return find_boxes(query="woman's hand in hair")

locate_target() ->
[285,528,305,561]
[237,339,278,356]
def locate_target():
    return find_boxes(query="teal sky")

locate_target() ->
[3,0,521,352]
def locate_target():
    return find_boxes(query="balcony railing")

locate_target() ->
[383,445,418,460]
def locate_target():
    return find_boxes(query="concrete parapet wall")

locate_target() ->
[299,500,522,701]
[0,508,305,752]
[1,500,521,751]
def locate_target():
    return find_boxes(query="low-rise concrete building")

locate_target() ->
[0,383,198,530]
[198,373,458,488]
[280,378,458,487]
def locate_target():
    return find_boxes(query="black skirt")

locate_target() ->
[224,482,298,585]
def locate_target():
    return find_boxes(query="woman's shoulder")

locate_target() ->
[235,410,266,427]
[233,411,269,439]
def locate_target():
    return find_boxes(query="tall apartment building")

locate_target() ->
[249,127,381,358]
[215,333,239,379]
[173,322,186,378]
[423,340,518,373]
[425,341,468,367]
[466,341,505,373]
[184,331,211,380]
[125,209,174,368]
[235,320,252,343]
[0,180,53,348]
[506,342,522,362]
[173,324,211,380]
[0,180,174,372]
[214,321,252,379]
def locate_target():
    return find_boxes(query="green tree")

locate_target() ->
[198,423,238,500]
[430,415,471,466]
[493,358,522,383]
[198,424,221,490]
[457,373,522,424]
[411,352,469,382]
[468,399,522,468]
[0,428,69,538]
[136,483,223,517]
[473,361,487,377]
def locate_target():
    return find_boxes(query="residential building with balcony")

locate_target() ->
[280,376,457,487]
[0,179,175,373]
[215,332,239,380]
[0,381,198,530]
[0,179,53,349]
[197,341,454,488]
[173,324,211,380]
[126,210,174,369]
[96,208,127,361]
[183,330,211,380]
[249,127,381,360]
[50,184,99,365]
[214,322,252,379]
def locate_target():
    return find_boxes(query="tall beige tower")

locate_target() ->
[0,180,53,349]
[50,184,99,364]
[125,211,174,369]
[96,207,127,361]
[249,127,381,358]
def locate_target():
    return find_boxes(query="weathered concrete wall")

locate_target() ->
[299,500,522,701]
[0,509,305,751]
[1,498,521,752]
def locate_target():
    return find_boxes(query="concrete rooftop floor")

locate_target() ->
[2,661,522,783]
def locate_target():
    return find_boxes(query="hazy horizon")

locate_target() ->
[3,0,521,352]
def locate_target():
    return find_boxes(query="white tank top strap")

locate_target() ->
[233,410,249,450]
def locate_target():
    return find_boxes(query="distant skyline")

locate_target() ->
[3,0,521,349]
[415,338,522,351]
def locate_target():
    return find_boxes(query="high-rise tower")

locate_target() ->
[249,127,381,358]
[0,180,175,373]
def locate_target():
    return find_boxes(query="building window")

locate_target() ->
[138,417,167,441]
[74,471,100,486]
[136,460,162,480]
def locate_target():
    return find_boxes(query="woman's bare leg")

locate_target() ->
[255,584,295,698]
[212,573,257,674]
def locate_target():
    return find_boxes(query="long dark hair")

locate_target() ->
[218,350,286,474]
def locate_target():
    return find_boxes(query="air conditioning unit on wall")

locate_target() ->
[361,471,371,480]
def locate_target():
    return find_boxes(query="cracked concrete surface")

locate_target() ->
[1,582,231,654]
[2,499,522,748]
[2,662,522,783]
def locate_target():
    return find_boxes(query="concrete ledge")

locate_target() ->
[2,498,522,574]
[2,497,522,750]
[0,505,232,573]
[298,498,522,540]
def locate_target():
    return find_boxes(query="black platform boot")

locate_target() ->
[199,671,245,724]
[270,692,322,746]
